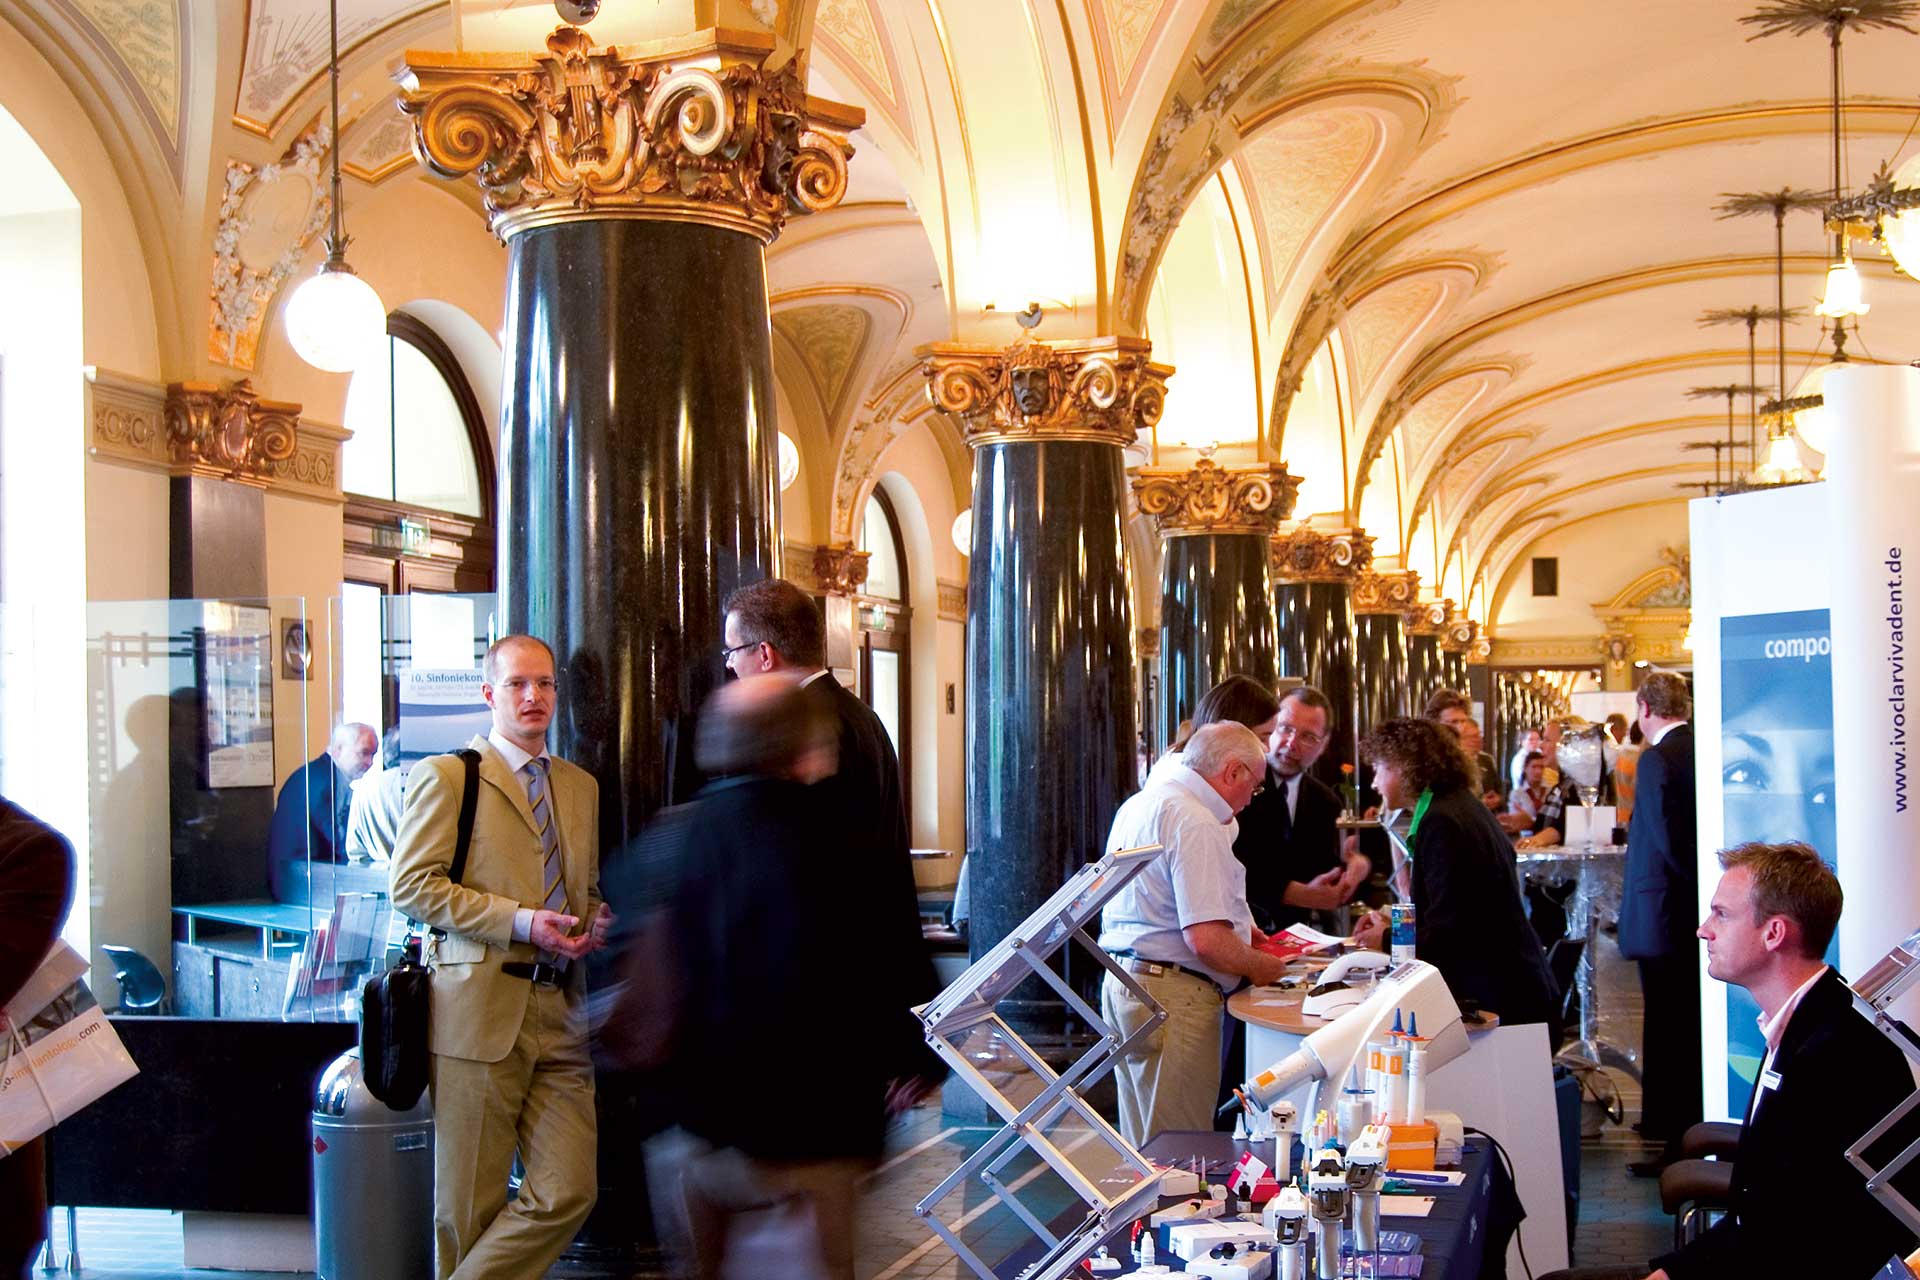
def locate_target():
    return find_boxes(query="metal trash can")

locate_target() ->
[312,1047,434,1280]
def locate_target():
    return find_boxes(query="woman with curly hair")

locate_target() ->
[1355,716,1560,1041]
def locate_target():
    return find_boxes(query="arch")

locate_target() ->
[398,298,503,459]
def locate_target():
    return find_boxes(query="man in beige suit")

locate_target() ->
[390,634,613,1280]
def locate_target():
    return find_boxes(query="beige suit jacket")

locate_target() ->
[390,735,601,1063]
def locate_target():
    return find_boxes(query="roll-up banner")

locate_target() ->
[1825,366,1920,1027]
[1690,481,1833,1122]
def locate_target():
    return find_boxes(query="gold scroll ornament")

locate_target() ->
[1270,526,1375,585]
[919,334,1172,451]
[1132,459,1299,537]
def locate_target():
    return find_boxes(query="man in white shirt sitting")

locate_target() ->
[1098,722,1293,1146]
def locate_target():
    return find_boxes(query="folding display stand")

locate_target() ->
[915,844,1168,1280]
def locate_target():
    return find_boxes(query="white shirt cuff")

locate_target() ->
[512,907,533,943]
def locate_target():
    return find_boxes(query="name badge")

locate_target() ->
[1759,1068,1783,1093]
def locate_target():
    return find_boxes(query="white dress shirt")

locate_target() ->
[1750,964,1828,1118]
[1097,761,1253,992]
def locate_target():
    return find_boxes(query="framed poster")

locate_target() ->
[201,602,275,788]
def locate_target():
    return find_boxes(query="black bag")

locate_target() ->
[361,748,480,1110]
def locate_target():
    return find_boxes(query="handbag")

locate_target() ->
[1,942,139,1154]
[361,747,478,1110]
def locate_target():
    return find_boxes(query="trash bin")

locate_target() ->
[312,1047,434,1280]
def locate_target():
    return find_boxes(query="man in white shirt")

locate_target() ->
[1098,722,1292,1145]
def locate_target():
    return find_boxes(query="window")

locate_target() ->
[856,486,911,824]
[343,316,491,519]
[1532,557,1559,597]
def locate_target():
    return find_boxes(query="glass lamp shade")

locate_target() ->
[1815,255,1869,320]
[777,430,799,491]
[951,508,973,557]
[1754,430,1814,485]
[1789,362,1836,457]
[1882,153,1920,278]
[284,261,387,373]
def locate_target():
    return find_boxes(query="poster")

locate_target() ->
[399,668,490,759]
[1717,609,1839,1112]
[201,602,274,788]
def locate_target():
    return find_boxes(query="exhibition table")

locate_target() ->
[1231,980,1568,1273]
[990,1131,1510,1277]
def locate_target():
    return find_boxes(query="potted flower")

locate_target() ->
[1339,761,1359,816]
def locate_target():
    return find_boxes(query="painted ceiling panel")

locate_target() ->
[236,0,442,136]
[1236,107,1377,312]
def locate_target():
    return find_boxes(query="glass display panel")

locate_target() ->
[79,596,342,1020]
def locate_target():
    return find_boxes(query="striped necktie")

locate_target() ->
[522,757,570,966]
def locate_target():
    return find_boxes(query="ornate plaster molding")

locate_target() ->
[1352,570,1421,615]
[936,578,966,622]
[208,122,331,370]
[1131,459,1298,537]
[165,378,300,485]
[1269,525,1374,585]
[918,334,1171,451]
[400,26,862,243]
[88,370,346,502]
[811,543,870,597]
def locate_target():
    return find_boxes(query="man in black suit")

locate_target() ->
[1232,686,1367,932]
[721,578,941,1105]
[1617,672,1699,1174]
[267,721,376,900]
[1640,842,1915,1280]
[0,797,76,1278]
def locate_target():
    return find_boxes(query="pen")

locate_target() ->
[1382,1171,1452,1184]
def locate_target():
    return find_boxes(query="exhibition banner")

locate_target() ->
[1825,366,1920,1014]
[1718,609,1837,1110]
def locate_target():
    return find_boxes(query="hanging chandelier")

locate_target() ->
[1713,188,1825,482]
[283,0,386,372]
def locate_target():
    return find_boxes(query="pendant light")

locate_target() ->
[283,0,386,373]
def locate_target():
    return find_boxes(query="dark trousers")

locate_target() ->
[1637,952,1703,1143]
[0,1135,47,1279]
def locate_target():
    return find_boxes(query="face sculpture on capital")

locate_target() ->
[1000,338,1064,422]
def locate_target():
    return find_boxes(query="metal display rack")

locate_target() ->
[915,844,1167,1280]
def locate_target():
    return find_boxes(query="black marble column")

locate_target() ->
[1354,609,1408,734]
[1406,629,1443,711]
[1159,533,1277,747]
[497,219,775,1273]
[499,219,776,838]
[967,438,1136,1023]
[1275,580,1357,787]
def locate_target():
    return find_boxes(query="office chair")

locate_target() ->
[98,945,167,1015]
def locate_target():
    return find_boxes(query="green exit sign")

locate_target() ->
[400,518,432,557]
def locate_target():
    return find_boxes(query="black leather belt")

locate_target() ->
[501,960,568,986]
[1105,950,1225,996]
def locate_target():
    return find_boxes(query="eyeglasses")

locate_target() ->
[498,676,557,694]
[721,640,763,661]
[1272,724,1325,749]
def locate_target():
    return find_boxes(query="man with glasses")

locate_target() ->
[719,579,943,1110]
[1232,686,1369,932]
[1098,722,1292,1144]
[390,634,613,1279]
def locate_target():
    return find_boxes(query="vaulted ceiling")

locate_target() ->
[8,0,1917,629]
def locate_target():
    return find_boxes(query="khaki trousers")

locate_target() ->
[1101,966,1225,1147]
[429,982,598,1280]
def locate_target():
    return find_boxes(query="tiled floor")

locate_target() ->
[40,926,1677,1278]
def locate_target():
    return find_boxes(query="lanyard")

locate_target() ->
[1406,789,1434,843]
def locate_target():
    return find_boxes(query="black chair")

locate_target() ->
[99,945,167,1014]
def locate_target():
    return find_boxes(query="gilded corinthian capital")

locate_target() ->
[1352,570,1421,615]
[1440,614,1480,653]
[918,335,1171,450]
[1403,598,1453,637]
[399,27,862,242]
[1269,526,1374,585]
[164,378,299,485]
[1132,460,1298,537]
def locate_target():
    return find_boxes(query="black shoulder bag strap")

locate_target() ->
[448,747,481,885]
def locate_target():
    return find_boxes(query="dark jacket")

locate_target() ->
[804,674,941,1060]
[1618,724,1696,960]
[0,796,75,1017]
[1654,968,1917,1279]
[268,752,352,898]
[1233,767,1342,933]
[1411,784,1560,1038]
[664,775,923,1160]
